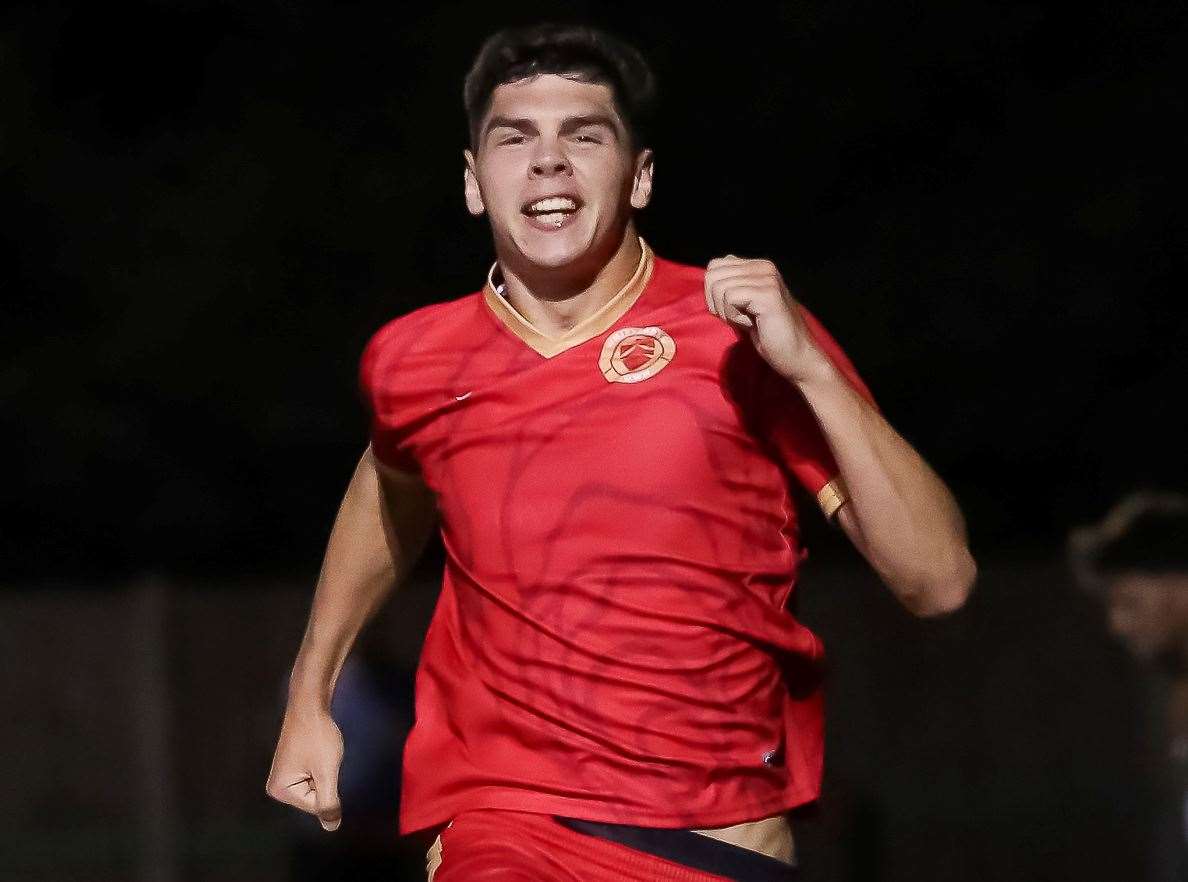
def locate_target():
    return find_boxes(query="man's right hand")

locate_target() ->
[265,703,345,831]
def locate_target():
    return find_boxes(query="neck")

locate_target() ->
[494,224,643,339]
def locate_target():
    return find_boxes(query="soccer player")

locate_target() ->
[266,22,976,881]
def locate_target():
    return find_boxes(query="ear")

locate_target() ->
[463,149,485,217]
[629,149,654,210]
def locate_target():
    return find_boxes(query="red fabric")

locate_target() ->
[431,809,733,882]
[359,251,876,836]
[747,306,879,496]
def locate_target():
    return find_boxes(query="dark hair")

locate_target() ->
[1069,491,1188,595]
[1096,509,1188,574]
[463,22,658,154]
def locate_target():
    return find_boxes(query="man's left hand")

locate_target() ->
[704,254,824,383]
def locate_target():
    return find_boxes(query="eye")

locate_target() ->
[500,135,525,145]
[574,133,601,143]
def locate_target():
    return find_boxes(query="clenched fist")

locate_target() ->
[704,254,826,384]
[265,703,345,832]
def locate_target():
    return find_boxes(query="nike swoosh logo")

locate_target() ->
[454,391,473,400]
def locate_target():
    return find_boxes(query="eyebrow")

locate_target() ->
[483,113,621,140]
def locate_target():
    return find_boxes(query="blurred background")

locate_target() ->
[2,1,1185,879]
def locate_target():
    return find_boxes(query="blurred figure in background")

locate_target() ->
[1070,491,1188,882]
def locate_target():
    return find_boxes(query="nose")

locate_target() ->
[530,140,571,178]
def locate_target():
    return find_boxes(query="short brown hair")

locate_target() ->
[1068,490,1188,596]
[463,22,658,154]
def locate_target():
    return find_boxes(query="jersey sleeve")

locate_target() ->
[748,304,878,520]
[358,322,422,475]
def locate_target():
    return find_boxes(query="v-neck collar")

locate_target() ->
[481,236,655,359]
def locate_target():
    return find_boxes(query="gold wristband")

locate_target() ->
[817,477,849,519]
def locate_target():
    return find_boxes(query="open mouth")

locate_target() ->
[521,195,583,230]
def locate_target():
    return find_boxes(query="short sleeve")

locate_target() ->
[358,324,422,476]
[747,304,878,519]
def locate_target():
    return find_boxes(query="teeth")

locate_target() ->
[527,196,577,213]
[534,212,568,227]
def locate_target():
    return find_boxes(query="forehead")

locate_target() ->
[482,73,623,128]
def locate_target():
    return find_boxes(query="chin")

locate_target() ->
[513,227,598,269]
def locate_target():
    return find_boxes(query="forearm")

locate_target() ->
[288,447,434,707]
[791,350,975,614]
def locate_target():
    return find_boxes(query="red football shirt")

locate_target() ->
[359,238,876,835]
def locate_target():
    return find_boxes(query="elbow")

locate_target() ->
[900,546,978,618]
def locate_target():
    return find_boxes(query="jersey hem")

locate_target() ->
[398,784,819,838]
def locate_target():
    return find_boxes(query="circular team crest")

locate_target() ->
[598,325,676,384]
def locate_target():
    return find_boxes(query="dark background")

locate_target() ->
[2,2,1185,881]
[6,0,1185,578]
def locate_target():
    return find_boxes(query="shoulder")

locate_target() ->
[649,252,707,292]
[364,291,476,352]
[359,290,480,392]
[641,252,720,325]
[362,291,478,362]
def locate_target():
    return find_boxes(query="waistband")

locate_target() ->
[554,816,798,882]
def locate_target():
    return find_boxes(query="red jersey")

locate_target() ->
[359,238,875,836]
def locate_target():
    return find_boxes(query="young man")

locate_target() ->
[266,22,976,881]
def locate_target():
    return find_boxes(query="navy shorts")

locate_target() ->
[555,816,799,881]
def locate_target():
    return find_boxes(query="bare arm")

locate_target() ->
[704,255,976,618]
[265,444,438,829]
[286,444,438,704]
[796,357,976,617]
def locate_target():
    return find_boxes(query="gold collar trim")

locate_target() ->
[481,237,655,359]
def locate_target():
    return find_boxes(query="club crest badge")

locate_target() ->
[598,326,676,384]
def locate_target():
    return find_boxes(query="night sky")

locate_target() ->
[3,2,1184,581]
